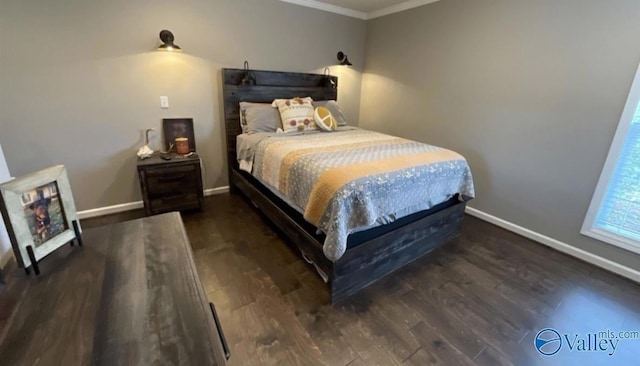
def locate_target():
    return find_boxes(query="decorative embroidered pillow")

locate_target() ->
[272,97,316,133]
[314,107,337,131]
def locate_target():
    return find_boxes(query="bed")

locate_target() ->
[222,68,474,304]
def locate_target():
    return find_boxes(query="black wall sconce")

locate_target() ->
[337,51,352,66]
[240,61,256,86]
[157,30,182,52]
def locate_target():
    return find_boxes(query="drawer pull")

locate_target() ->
[209,302,230,360]
[158,174,186,181]
[161,193,188,201]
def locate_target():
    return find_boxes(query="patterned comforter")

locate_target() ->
[243,128,475,261]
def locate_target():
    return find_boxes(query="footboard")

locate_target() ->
[330,200,466,304]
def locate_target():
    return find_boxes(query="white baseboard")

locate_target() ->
[77,201,144,220]
[465,206,640,283]
[204,186,230,196]
[77,186,230,220]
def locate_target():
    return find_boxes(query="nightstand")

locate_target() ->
[137,154,204,216]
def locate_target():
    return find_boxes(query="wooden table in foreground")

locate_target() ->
[0,212,228,365]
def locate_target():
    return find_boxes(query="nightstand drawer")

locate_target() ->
[145,166,198,195]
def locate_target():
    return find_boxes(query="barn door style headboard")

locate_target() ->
[221,68,338,181]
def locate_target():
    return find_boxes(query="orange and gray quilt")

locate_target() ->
[250,128,475,261]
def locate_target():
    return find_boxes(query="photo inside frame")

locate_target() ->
[162,118,196,152]
[21,181,68,247]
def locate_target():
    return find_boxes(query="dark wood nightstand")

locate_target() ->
[137,153,204,216]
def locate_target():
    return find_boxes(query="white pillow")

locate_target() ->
[272,97,316,133]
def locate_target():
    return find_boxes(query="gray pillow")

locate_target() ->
[239,102,282,133]
[313,100,347,126]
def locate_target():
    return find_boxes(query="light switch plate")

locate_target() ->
[160,96,169,109]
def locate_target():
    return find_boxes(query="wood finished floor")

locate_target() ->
[82,194,640,366]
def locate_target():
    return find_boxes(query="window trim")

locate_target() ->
[582,62,640,254]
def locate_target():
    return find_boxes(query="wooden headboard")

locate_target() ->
[221,68,338,180]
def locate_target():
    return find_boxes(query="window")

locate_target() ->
[582,62,640,253]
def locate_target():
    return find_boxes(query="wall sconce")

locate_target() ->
[241,61,256,86]
[337,51,352,66]
[157,30,182,52]
[323,67,336,88]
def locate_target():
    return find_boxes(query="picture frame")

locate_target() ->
[163,118,196,152]
[0,165,83,275]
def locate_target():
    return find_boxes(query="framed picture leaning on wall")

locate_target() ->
[0,165,83,276]
[163,118,196,153]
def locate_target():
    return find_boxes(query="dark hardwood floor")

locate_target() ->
[74,195,640,365]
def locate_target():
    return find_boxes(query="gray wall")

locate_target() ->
[361,0,640,269]
[0,0,365,212]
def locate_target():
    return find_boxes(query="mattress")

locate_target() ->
[237,127,475,261]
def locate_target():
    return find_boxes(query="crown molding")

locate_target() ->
[367,0,440,19]
[277,0,439,20]
[277,0,367,20]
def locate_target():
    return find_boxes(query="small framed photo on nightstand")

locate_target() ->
[163,118,196,153]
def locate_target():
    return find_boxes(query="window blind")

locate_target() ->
[594,102,640,242]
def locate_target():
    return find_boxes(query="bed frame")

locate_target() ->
[222,68,467,304]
